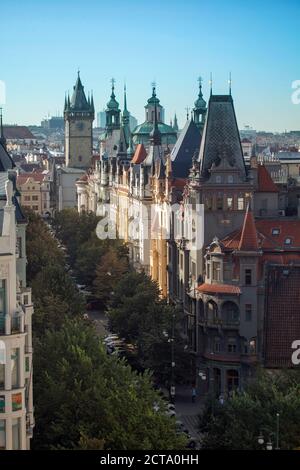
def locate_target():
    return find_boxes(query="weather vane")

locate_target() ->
[111,78,115,89]
[228,72,232,95]
[209,73,213,95]
[185,106,190,120]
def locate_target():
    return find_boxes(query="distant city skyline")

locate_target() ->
[1,0,300,131]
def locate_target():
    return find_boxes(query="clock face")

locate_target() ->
[76,122,85,131]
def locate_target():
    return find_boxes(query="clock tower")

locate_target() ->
[64,72,94,168]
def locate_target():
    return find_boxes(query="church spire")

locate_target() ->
[193,76,207,130]
[173,113,179,132]
[149,101,161,146]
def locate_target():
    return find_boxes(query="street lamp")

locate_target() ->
[257,413,280,450]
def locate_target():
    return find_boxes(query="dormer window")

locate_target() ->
[216,175,222,183]
[272,228,280,236]
[284,237,292,245]
[228,175,234,183]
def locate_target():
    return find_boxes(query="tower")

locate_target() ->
[64,72,94,169]
[105,79,121,134]
[0,108,6,150]
[193,77,207,131]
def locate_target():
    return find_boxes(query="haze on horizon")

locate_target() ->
[1,0,300,132]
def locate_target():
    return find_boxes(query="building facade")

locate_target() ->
[0,127,34,450]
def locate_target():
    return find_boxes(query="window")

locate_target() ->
[272,228,280,236]
[238,197,244,210]
[245,269,252,285]
[212,262,221,281]
[214,339,221,353]
[17,237,22,258]
[79,156,82,162]
[12,418,20,450]
[205,196,212,210]
[228,339,237,353]
[227,197,233,210]
[245,304,252,321]
[180,253,184,269]
[0,281,6,335]
[228,175,234,183]
[216,175,222,183]
[0,420,5,449]
[25,356,30,373]
[206,262,210,279]
[216,196,223,210]
[284,237,292,245]
[12,393,22,412]
[32,205,39,211]
[0,396,4,413]
[32,195,38,201]
[191,261,196,278]
[223,263,231,281]
[11,349,19,389]
[24,196,30,201]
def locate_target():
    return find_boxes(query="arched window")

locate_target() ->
[226,369,239,393]
[206,300,218,320]
[222,301,239,323]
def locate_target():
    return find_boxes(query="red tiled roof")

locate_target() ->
[264,265,300,367]
[257,164,279,193]
[197,283,241,295]
[17,172,45,184]
[222,219,300,252]
[4,126,35,140]
[131,144,147,164]
[238,206,259,251]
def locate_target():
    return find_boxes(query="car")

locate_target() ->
[186,437,197,449]
[166,410,176,418]
[103,335,119,343]
[167,403,175,412]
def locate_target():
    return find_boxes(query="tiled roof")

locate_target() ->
[222,218,300,252]
[257,164,279,193]
[131,144,147,164]
[197,283,241,295]
[238,206,259,251]
[264,265,300,367]
[3,126,35,140]
[170,119,201,178]
[198,94,246,178]
[17,172,45,184]
[0,142,15,171]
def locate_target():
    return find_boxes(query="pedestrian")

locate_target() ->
[192,386,196,403]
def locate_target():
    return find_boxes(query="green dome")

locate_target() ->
[132,121,175,135]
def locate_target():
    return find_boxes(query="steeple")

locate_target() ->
[238,202,259,251]
[149,102,161,146]
[122,85,130,144]
[173,113,179,132]
[193,77,207,130]
[0,108,6,150]
[69,72,93,112]
[105,78,121,133]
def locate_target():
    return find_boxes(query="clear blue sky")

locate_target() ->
[1,0,300,131]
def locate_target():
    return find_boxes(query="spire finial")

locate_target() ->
[185,106,190,121]
[209,73,213,96]
[124,83,127,111]
[228,72,232,95]
[198,76,203,94]
[151,80,156,96]
[77,68,80,78]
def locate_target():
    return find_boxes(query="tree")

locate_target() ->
[108,272,191,383]
[32,318,187,450]
[199,368,300,450]
[93,246,129,306]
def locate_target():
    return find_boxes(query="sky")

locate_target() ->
[1,0,300,131]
